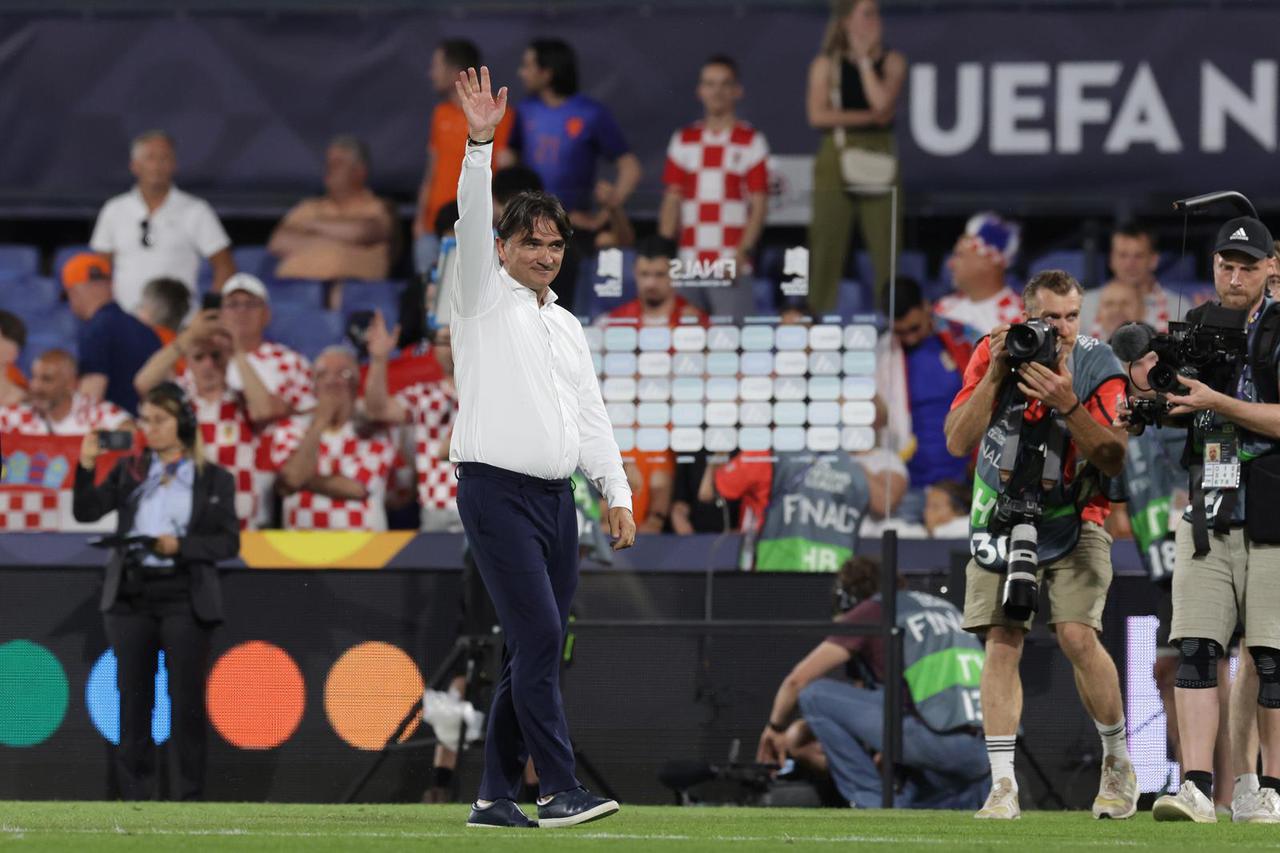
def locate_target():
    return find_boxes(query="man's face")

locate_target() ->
[891,304,934,349]
[923,485,959,531]
[1267,255,1280,300]
[496,219,565,291]
[946,236,1000,296]
[65,283,106,321]
[1096,282,1143,340]
[635,255,674,309]
[29,358,74,412]
[429,48,455,95]
[518,48,549,95]
[221,292,269,340]
[1109,234,1158,289]
[1025,287,1082,358]
[313,351,358,404]
[188,334,231,390]
[324,145,366,197]
[697,63,740,117]
[129,137,176,191]
[1214,251,1269,311]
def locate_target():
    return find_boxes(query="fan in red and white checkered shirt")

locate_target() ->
[212,273,316,415]
[269,415,396,531]
[359,310,460,530]
[176,374,262,530]
[270,347,396,531]
[661,62,770,271]
[0,350,132,436]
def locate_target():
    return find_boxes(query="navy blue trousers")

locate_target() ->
[456,462,580,800]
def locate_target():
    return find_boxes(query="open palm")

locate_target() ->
[455,66,508,142]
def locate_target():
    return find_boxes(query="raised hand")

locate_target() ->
[365,309,400,362]
[454,66,508,144]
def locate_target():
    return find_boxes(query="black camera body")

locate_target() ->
[1005,319,1059,369]
[1144,306,1249,394]
[1126,396,1176,432]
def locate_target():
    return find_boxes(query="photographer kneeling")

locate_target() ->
[945,270,1134,820]
[74,383,240,800]
[1145,217,1280,823]
[757,557,989,809]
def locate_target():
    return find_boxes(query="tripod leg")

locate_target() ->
[342,698,424,804]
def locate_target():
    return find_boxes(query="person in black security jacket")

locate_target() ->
[74,382,239,801]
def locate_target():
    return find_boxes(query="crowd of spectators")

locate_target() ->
[0,6,1262,560]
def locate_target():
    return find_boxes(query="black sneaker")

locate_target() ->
[537,786,620,828]
[466,798,537,828]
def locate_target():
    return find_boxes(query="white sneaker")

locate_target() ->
[975,777,1020,820]
[1092,756,1138,819]
[1233,787,1280,823]
[1153,781,1217,823]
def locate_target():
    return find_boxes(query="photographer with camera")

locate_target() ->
[1138,217,1280,823]
[944,270,1134,820]
[73,383,240,800]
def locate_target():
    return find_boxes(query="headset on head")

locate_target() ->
[148,381,198,447]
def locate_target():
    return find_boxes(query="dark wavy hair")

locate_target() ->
[496,191,573,244]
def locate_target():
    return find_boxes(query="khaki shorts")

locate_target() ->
[1172,520,1280,650]
[962,522,1114,633]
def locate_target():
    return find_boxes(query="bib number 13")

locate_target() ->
[970,532,1008,569]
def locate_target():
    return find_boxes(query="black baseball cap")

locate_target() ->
[1213,216,1275,260]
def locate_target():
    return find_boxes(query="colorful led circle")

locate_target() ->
[206,641,305,749]
[85,649,170,746]
[0,639,68,747]
[324,641,424,750]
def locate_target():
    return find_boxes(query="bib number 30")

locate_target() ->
[970,532,1009,570]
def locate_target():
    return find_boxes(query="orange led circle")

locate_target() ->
[324,641,424,750]
[206,641,305,750]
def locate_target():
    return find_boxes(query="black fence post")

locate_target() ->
[880,530,902,809]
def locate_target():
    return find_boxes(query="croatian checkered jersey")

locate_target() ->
[268,416,396,531]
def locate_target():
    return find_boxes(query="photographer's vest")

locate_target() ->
[1121,426,1186,583]
[755,453,869,572]
[896,591,986,732]
[968,335,1125,571]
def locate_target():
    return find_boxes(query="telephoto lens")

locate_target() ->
[1002,523,1040,621]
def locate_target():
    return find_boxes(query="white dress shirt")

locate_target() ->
[447,140,632,511]
[90,185,231,313]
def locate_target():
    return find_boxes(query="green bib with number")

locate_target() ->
[756,452,869,572]
[1119,426,1186,582]
[968,335,1125,572]
[898,591,986,732]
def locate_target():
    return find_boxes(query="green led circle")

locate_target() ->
[0,640,69,747]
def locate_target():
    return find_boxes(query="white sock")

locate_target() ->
[1237,773,1260,795]
[475,799,493,808]
[1095,717,1130,762]
[986,735,1017,787]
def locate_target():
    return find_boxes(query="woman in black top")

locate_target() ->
[74,382,239,800]
[806,0,907,315]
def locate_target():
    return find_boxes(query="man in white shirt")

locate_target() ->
[90,130,235,314]
[934,212,1024,335]
[451,66,633,831]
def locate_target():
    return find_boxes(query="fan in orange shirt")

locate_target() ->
[413,39,515,276]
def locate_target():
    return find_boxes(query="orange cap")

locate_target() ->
[62,253,112,289]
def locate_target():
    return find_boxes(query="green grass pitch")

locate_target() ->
[2,803,1279,852]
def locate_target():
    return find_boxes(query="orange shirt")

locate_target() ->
[950,338,1127,525]
[627,450,675,525]
[5,364,26,389]
[419,101,514,234]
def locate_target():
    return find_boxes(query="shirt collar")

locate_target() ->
[500,267,559,308]
[130,184,180,211]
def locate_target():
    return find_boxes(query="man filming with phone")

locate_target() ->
[944,270,1135,820]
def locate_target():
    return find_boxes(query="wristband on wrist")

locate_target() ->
[467,135,493,146]
[1060,399,1081,418]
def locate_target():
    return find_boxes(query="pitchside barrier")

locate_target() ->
[0,531,1170,807]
